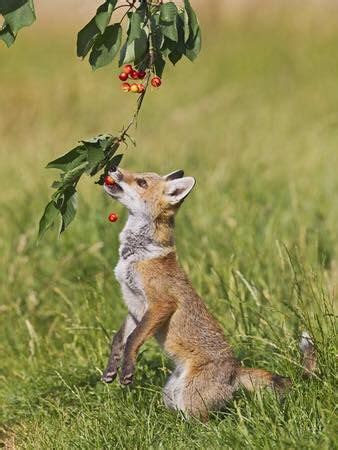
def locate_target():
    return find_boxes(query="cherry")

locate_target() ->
[108,213,119,222]
[122,64,133,75]
[138,84,145,93]
[104,175,115,186]
[151,76,162,87]
[138,70,146,79]
[130,69,139,80]
[121,82,131,92]
[130,83,139,93]
[119,72,128,81]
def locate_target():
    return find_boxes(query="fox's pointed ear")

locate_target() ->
[164,176,195,204]
[163,169,184,181]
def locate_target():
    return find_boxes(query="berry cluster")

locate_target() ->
[119,64,145,93]
[118,64,161,93]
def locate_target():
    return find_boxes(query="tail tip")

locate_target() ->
[299,331,314,352]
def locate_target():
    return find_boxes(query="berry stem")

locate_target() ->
[118,1,155,142]
[119,4,135,24]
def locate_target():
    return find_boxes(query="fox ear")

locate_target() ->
[163,169,184,181]
[164,176,195,204]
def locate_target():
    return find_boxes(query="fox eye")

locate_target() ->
[136,178,148,189]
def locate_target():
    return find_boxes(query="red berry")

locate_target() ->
[151,76,162,87]
[130,83,139,93]
[138,83,145,93]
[119,72,128,81]
[138,70,146,79]
[130,69,139,80]
[108,213,119,222]
[122,64,133,75]
[121,82,131,92]
[104,175,115,186]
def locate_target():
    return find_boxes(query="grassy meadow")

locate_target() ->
[0,8,337,449]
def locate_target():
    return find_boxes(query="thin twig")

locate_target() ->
[119,4,135,24]
[119,1,155,140]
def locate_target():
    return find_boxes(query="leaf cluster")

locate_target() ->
[0,0,36,47]
[38,135,122,238]
[76,0,201,75]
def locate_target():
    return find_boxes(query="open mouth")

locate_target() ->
[103,171,123,197]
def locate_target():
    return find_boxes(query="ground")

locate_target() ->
[0,8,337,450]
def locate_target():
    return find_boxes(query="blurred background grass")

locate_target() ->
[0,1,337,448]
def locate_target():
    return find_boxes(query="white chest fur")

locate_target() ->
[114,215,165,320]
[115,258,146,320]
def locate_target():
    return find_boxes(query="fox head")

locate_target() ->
[103,167,195,219]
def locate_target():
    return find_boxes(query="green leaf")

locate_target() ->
[165,12,186,65]
[185,27,201,61]
[149,13,163,51]
[95,0,117,34]
[168,49,182,65]
[4,0,35,34]
[59,162,88,186]
[127,10,144,44]
[46,146,87,172]
[89,23,122,70]
[84,135,117,175]
[85,146,104,174]
[183,0,199,42]
[109,153,123,168]
[77,18,100,58]
[160,21,178,42]
[160,2,177,23]
[0,0,27,15]
[82,133,114,150]
[119,29,148,66]
[0,23,15,47]
[154,54,165,78]
[159,2,178,43]
[38,200,60,239]
[77,1,120,58]
[60,186,78,233]
[183,8,190,43]
[82,134,115,153]
[51,181,63,189]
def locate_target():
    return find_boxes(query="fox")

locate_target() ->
[102,166,316,420]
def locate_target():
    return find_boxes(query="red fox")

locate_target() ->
[102,167,316,420]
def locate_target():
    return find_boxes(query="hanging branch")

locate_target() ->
[0,0,201,238]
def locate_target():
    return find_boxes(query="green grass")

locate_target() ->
[0,12,337,449]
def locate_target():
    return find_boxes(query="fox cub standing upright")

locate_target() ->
[102,167,316,420]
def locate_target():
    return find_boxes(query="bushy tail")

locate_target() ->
[299,331,317,378]
[238,331,316,392]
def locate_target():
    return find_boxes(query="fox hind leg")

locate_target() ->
[163,366,186,410]
[164,365,237,421]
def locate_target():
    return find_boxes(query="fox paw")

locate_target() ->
[120,365,134,385]
[101,368,118,384]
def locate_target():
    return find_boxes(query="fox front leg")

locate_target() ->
[102,315,136,383]
[120,307,173,385]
